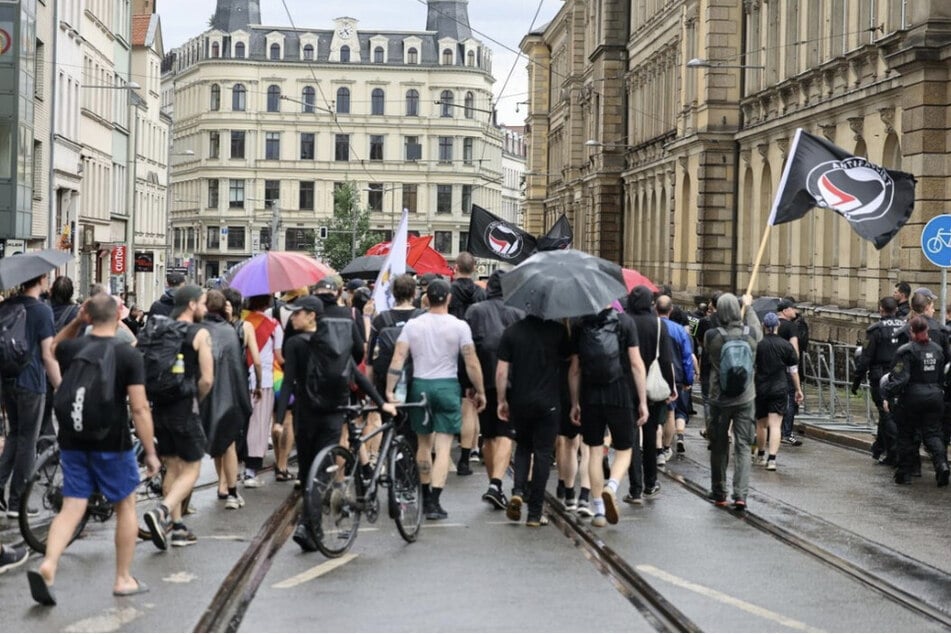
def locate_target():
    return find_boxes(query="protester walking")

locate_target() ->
[243,294,284,485]
[754,313,803,471]
[148,271,186,319]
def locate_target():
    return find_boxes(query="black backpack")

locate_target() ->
[53,338,119,441]
[0,301,30,378]
[577,312,624,384]
[305,317,355,412]
[371,309,422,381]
[137,316,194,405]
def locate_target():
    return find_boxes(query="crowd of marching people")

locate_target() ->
[0,253,946,606]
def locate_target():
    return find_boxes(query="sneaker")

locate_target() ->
[576,499,594,517]
[656,452,667,467]
[243,476,263,488]
[425,503,448,521]
[733,499,747,511]
[601,488,619,525]
[663,447,674,461]
[469,450,481,463]
[564,497,577,512]
[506,493,523,522]
[591,514,607,528]
[644,484,661,499]
[481,487,507,510]
[708,492,728,507]
[622,493,644,505]
[0,544,28,574]
[292,523,318,552]
[765,459,777,471]
[6,507,38,519]
[525,515,549,528]
[225,495,241,510]
[170,525,197,546]
[676,438,686,454]
[456,460,473,477]
[755,454,768,466]
[143,505,171,551]
[781,435,803,447]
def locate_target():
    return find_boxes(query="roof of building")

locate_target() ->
[211,0,262,34]
[132,15,152,46]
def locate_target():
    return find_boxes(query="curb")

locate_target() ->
[796,422,874,453]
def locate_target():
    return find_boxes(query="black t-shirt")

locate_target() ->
[55,336,143,452]
[696,312,720,380]
[497,316,571,413]
[368,308,421,362]
[754,333,799,397]
[571,311,640,409]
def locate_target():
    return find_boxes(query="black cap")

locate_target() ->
[345,278,366,292]
[167,271,186,286]
[313,278,338,293]
[426,279,451,304]
[777,298,797,311]
[287,295,324,314]
[171,284,203,318]
[418,272,441,287]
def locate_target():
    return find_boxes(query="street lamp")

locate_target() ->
[686,58,764,69]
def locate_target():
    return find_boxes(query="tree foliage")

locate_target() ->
[320,182,384,271]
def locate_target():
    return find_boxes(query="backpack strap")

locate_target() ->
[655,318,662,362]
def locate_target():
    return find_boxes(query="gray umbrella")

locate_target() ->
[339,255,415,280]
[501,249,628,320]
[0,249,73,289]
[751,296,782,321]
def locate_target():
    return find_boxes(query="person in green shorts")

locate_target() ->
[386,279,486,520]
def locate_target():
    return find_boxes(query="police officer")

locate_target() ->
[852,297,904,465]
[881,316,950,487]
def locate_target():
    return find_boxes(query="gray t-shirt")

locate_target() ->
[84,323,137,345]
[398,312,473,380]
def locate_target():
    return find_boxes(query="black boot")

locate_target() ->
[936,464,950,488]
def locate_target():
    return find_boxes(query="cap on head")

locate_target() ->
[777,298,797,311]
[288,295,324,314]
[419,272,440,288]
[314,278,338,294]
[345,278,366,292]
[171,284,203,317]
[763,312,780,329]
[426,279,451,304]
[167,271,186,287]
[281,287,309,302]
[915,287,937,301]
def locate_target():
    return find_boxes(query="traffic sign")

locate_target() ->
[921,214,951,268]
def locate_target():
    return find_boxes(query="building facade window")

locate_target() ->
[464,91,474,119]
[436,184,452,213]
[368,183,383,211]
[303,44,314,60]
[370,135,384,160]
[210,84,220,110]
[227,226,246,250]
[336,87,350,114]
[259,227,272,250]
[438,136,453,163]
[229,179,245,208]
[340,45,350,62]
[234,42,245,58]
[300,132,315,159]
[267,85,281,112]
[461,185,472,214]
[434,230,451,253]
[265,132,280,160]
[265,180,280,206]
[285,228,315,251]
[302,86,315,113]
[232,84,246,111]
[405,89,419,116]
[467,50,475,67]
[269,43,281,60]
[207,225,220,249]
[458,231,469,252]
[440,90,453,117]
[211,42,220,58]
[374,46,384,63]
[299,181,314,210]
[371,88,385,115]
[335,134,350,161]
[230,131,245,159]
[402,184,418,213]
[405,136,421,160]
[208,179,219,207]
[186,228,195,252]
[463,137,473,164]
[407,47,418,64]
[442,49,453,65]
[209,131,220,158]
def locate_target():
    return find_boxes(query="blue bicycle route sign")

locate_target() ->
[921,215,951,268]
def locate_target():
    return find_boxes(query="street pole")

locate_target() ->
[269,200,281,251]
[350,198,357,261]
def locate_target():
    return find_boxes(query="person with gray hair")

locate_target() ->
[702,292,762,509]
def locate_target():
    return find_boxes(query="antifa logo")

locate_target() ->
[806,158,895,223]
[484,221,524,260]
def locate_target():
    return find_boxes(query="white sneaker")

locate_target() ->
[755,455,768,466]
[656,452,667,467]
[243,476,263,488]
[663,448,674,461]
[225,495,241,510]
[576,500,594,517]
[765,459,777,471]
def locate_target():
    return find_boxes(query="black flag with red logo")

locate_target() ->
[537,214,573,251]
[466,205,537,264]
[768,128,916,249]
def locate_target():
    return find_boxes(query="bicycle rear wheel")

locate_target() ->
[388,435,422,543]
[19,447,89,554]
[305,445,361,558]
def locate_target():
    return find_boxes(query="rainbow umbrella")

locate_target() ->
[226,251,334,296]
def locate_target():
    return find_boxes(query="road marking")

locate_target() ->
[163,571,197,584]
[273,554,358,588]
[636,564,821,632]
[204,534,246,541]
[420,523,466,529]
[64,607,144,633]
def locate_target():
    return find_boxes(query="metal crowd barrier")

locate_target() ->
[798,341,875,427]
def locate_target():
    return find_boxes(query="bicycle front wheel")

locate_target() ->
[19,447,89,554]
[305,445,361,558]
[388,435,422,543]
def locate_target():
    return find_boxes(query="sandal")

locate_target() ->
[275,469,295,482]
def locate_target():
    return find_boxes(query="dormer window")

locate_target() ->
[442,48,453,65]
[407,47,418,64]
[211,42,220,58]
[374,46,384,63]
[467,50,475,66]
[270,43,280,60]
[235,42,245,58]
[303,44,314,60]
[340,46,350,62]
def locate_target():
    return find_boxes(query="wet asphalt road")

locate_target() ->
[0,426,947,632]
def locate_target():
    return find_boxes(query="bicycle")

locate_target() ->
[303,396,429,558]
[18,435,162,554]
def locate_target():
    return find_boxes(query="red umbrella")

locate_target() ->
[365,235,452,277]
[622,268,658,293]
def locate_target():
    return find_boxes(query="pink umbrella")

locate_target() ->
[622,268,658,293]
[226,251,334,296]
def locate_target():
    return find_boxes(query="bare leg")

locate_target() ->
[459,399,479,456]
[222,443,238,488]
[214,456,226,496]
[557,435,579,488]
[37,497,88,587]
[767,413,782,456]
[486,437,512,482]
[163,457,201,523]
[416,433,434,485]
[280,419,295,473]
[113,493,141,594]
[756,417,768,453]
[662,410,676,448]
[432,432,454,488]
[588,444,605,498]
[578,441,591,489]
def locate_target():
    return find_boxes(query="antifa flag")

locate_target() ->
[768,128,916,249]
[467,205,537,265]
[536,214,573,251]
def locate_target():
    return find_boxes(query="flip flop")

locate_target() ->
[27,570,56,606]
[113,578,149,598]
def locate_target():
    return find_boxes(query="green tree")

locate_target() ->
[321,182,384,271]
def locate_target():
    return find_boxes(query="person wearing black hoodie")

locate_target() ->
[624,286,677,503]
[148,272,186,319]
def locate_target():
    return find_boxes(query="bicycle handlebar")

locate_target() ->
[338,393,429,417]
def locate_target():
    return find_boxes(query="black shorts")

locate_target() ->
[558,391,578,438]
[480,390,515,440]
[580,403,634,450]
[755,393,787,420]
[153,403,206,463]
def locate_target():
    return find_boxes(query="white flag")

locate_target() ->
[371,209,410,311]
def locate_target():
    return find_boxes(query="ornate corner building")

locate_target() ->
[163,0,504,283]
[522,0,951,308]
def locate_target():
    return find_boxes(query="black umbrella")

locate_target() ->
[751,296,782,321]
[339,255,415,280]
[501,249,628,320]
[0,249,72,289]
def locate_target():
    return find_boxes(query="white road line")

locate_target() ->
[420,523,467,529]
[636,564,821,633]
[64,607,144,633]
[203,535,246,541]
[162,571,197,584]
[273,554,359,588]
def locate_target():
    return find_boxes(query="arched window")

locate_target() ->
[467,50,475,67]
[267,85,281,112]
[407,47,418,64]
[340,45,350,62]
[442,48,453,65]
[371,88,385,115]
[405,89,419,116]
[211,42,220,58]
[270,43,281,60]
[464,91,474,119]
[440,90,454,117]
[303,44,314,60]
[336,87,350,114]
[234,42,245,58]
[374,46,385,63]
[232,83,246,111]
[302,86,316,113]
[210,83,220,110]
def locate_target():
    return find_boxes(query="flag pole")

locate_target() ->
[746,223,772,299]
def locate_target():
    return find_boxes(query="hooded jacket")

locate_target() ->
[703,293,762,405]
[148,289,175,319]
[464,271,524,380]
[625,285,675,398]
[448,277,486,320]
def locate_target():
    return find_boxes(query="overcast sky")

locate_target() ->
[157,0,560,126]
